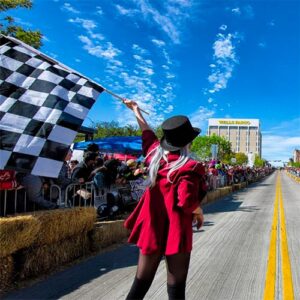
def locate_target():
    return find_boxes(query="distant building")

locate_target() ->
[293,149,300,163]
[208,118,262,157]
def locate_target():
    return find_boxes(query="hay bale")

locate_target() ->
[224,186,232,194]
[91,220,129,252]
[201,195,208,205]
[217,187,228,198]
[31,207,96,246]
[241,182,247,189]
[20,233,90,279]
[207,190,221,204]
[0,255,14,293]
[233,183,242,191]
[0,215,40,257]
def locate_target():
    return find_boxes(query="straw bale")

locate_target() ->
[217,187,227,198]
[0,255,14,292]
[20,233,90,279]
[201,194,208,205]
[31,207,96,246]
[0,215,40,257]
[91,220,129,252]
[207,190,221,203]
[221,186,232,197]
[226,186,232,194]
[233,183,242,191]
[241,182,248,189]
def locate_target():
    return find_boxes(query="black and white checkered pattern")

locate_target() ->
[0,35,104,178]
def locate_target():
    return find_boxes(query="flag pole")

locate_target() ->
[104,88,150,115]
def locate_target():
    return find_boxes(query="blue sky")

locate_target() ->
[4,0,300,163]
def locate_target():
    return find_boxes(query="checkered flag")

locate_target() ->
[0,35,104,178]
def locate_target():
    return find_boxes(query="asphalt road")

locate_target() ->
[5,171,300,300]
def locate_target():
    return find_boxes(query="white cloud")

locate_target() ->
[69,18,97,30]
[105,42,177,126]
[79,36,121,59]
[166,72,175,79]
[231,7,241,15]
[132,44,149,55]
[261,118,300,162]
[262,135,300,162]
[207,32,240,93]
[152,39,166,47]
[258,42,266,48]
[75,58,81,62]
[95,6,103,15]
[62,3,79,14]
[190,106,215,130]
[133,54,142,61]
[230,5,254,19]
[208,98,213,103]
[116,1,197,44]
[140,66,154,76]
[266,118,300,137]
[115,4,138,16]
[42,35,50,42]
[66,3,179,126]
[165,105,174,113]
[88,32,105,41]
[219,24,227,31]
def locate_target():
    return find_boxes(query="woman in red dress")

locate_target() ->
[123,100,207,300]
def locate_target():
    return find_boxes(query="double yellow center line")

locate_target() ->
[263,174,295,300]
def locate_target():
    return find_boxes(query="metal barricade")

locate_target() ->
[64,182,96,208]
[0,187,27,217]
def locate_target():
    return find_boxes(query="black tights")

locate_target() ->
[126,251,190,300]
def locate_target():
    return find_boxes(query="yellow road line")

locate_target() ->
[263,176,279,300]
[278,176,295,300]
[263,174,295,300]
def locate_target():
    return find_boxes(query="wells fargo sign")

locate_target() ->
[218,120,251,125]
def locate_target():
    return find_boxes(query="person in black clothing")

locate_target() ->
[86,143,99,154]
[71,151,98,184]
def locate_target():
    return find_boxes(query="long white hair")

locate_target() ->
[145,144,191,188]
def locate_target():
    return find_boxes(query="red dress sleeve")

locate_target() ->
[177,174,201,214]
[142,130,159,157]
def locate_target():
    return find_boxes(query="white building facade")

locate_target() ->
[208,118,262,157]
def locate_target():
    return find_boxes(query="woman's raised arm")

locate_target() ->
[123,99,152,132]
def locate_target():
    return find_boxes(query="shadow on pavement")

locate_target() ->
[193,220,214,233]
[203,190,259,215]
[4,244,139,300]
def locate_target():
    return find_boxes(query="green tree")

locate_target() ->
[190,134,232,161]
[235,152,248,165]
[254,155,266,167]
[0,0,42,48]
[290,162,300,168]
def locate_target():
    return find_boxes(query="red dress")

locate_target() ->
[124,130,206,255]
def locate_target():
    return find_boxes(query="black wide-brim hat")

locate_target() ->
[160,115,201,151]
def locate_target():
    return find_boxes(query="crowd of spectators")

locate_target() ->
[0,143,275,217]
[286,166,300,177]
[204,160,273,190]
[0,143,147,217]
